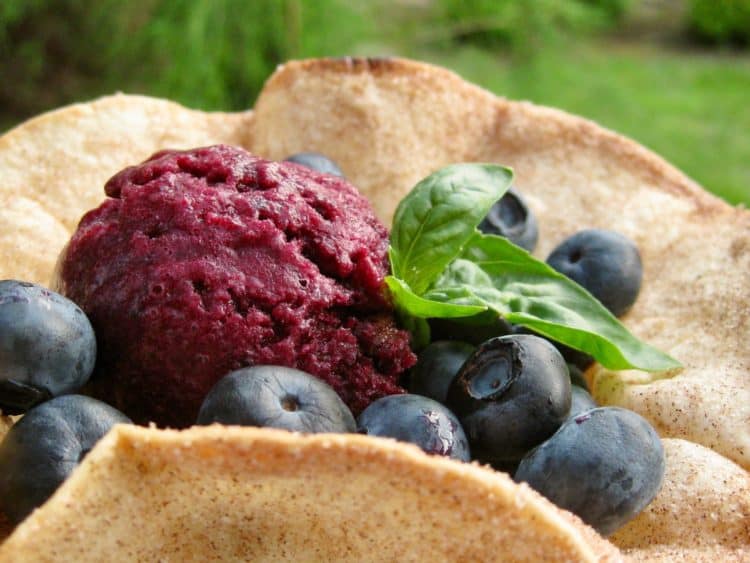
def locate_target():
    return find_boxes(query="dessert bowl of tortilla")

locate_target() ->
[0,57,747,562]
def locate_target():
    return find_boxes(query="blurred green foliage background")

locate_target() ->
[1,0,748,204]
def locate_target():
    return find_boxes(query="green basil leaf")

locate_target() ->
[425,233,681,372]
[385,275,487,318]
[389,164,513,293]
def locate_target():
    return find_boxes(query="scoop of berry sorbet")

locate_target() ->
[55,145,416,427]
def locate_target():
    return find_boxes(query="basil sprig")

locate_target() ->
[385,164,681,372]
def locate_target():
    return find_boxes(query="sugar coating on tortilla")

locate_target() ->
[0,424,622,562]
[611,438,750,561]
[0,198,68,285]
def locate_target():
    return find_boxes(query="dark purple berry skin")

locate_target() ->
[357,394,470,462]
[567,363,590,391]
[447,334,571,465]
[407,340,475,404]
[515,407,665,536]
[0,280,96,414]
[428,313,513,346]
[196,365,356,434]
[546,229,642,317]
[284,152,344,177]
[0,395,130,523]
[478,187,539,252]
[567,386,597,419]
[512,324,593,371]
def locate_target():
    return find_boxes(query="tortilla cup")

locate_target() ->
[0,57,747,560]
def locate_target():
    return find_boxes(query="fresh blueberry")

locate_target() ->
[478,187,539,252]
[514,406,665,536]
[567,363,590,391]
[488,459,522,476]
[0,280,97,414]
[546,229,642,317]
[284,152,344,177]
[0,394,130,523]
[196,365,356,433]
[559,345,595,371]
[512,324,593,371]
[567,386,597,419]
[446,334,571,465]
[407,340,475,404]
[357,394,470,461]
[428,313,513,346]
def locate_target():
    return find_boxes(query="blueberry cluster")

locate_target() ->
[196,365,357,434]
[406,333,664,535]
[0,395,131,522]
[0,280,130,523]
[196,366,472,461]
[0,276,469,525]
[284,152,344,177]
[0,280,97,414]
[398,189,663,536]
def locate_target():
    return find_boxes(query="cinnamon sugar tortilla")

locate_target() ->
[0,425,621,562]
[611,439,750,562]
[0,57,748,559]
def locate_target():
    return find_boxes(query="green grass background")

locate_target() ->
[411,42,750,206]
[1,0,748,205]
